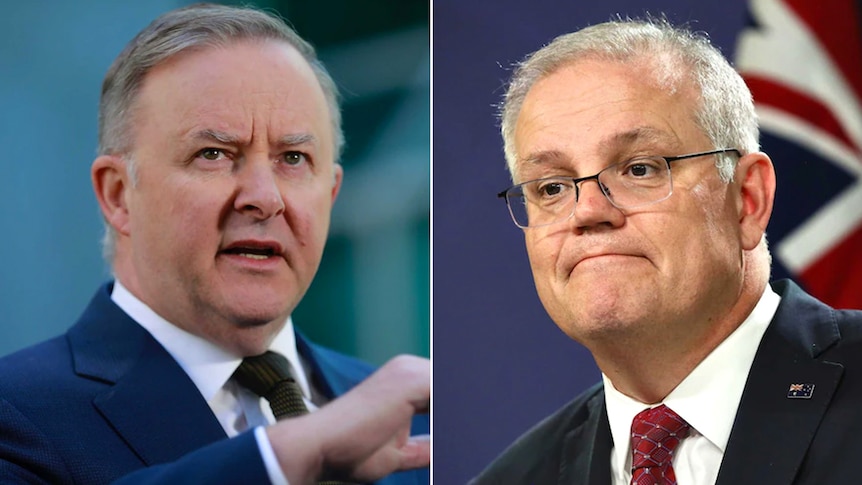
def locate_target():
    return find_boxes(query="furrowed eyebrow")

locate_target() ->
[191,129,244,145]
[514,150,572,183]
[516,127,681,181]
[278,133,316,147]
[518,149,569,167]
[186,130,317,149]
[519,127,679,167]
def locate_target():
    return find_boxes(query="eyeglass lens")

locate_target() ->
[507,156,672,228]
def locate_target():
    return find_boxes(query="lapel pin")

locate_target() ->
[787,383,815,399]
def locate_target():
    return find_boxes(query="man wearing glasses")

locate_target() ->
[474,18,862,485]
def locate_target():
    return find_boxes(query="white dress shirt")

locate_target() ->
[605,285,781,485]
[111,281,326,485]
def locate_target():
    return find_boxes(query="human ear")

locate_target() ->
[735,152,776,250]
[331,163,343,203]
[91,155,132,237]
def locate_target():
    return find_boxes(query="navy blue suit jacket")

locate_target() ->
[473,280,862,485]
[0,283,429,484]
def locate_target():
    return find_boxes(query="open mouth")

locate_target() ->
[221,246,278,260]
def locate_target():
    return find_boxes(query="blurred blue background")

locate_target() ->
[0,0,429,365]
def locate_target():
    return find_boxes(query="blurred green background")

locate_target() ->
[0,0,429,364]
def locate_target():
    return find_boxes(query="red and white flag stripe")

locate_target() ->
[736,0,862,308]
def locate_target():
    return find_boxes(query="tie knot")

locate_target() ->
[233,351,293,398]
[630,405,690,470]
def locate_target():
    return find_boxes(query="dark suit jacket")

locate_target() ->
[0,283,429,485]
[472,280,862,485]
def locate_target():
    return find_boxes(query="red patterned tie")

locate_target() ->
[630,404,690,485]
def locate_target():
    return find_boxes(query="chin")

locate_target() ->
[559,309,647,347]
[548,287,651,343]
[217,295,292,329]
[219,276,300,316]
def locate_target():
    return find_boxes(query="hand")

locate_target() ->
[267,355,430,485]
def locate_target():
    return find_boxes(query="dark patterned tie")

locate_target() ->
[233,351,353,484]
[630,405,690,485]
[233,351,309,419]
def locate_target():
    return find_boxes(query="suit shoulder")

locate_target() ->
[769,280,862,353]
[834,307,862,335]
[472,382,604,484]
[812,301,862,349]
[822,307,862,359]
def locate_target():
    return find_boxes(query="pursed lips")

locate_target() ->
[567,251,646,274]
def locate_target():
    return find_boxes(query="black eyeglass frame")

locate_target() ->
[497,148,742,228]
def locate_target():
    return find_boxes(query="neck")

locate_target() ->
[593,264,769,404]
[595,333,733,404]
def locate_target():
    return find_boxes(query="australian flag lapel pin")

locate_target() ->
[787,383,815,399]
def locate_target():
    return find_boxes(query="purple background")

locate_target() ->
[433,1,753,483]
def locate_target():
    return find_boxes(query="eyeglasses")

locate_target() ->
[498,148,740,228]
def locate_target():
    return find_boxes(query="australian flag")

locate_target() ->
[735,0,862,309]
[787,383,815,398]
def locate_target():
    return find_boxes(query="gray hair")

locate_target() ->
[98,3,344,264]
[499,17,759,183]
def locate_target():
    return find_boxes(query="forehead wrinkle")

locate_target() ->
[600,126,679,151]
[516,126,687,183]
[597,126,682,155]
[521,126,680,168]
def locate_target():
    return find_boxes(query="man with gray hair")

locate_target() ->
[475,17,862,484]
[0,4,428,484]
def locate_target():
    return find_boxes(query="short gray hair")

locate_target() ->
[98,3,344,264]
[500,17,759,183]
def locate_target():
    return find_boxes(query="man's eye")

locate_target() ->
[198,148,225,161]
[628,164,651,176]
[620,159,662,178]
[541,183,564,196]
[282,151,307,166]
[535,180,572,198]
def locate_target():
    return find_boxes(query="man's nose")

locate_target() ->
[234,158,285,220]
[570,178,624,230]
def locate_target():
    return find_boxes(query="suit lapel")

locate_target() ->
[69,284,227,466]
[559,389,613,485]
[716,281,844,485]
[295,330,374,398]
[92,336,227,465]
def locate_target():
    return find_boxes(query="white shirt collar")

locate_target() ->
[110,280,313,402]
[604,285,781,470]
